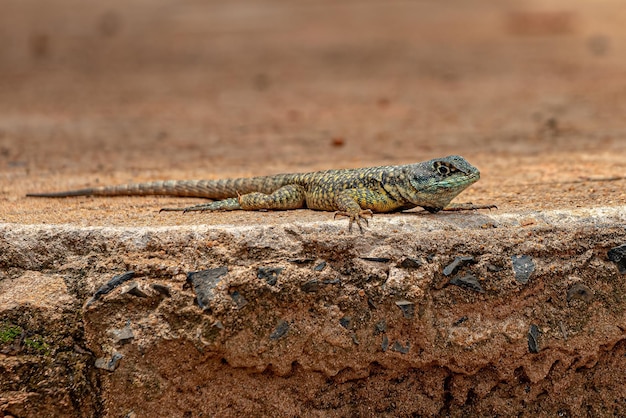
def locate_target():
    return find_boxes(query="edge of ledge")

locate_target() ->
[1,205,624,235]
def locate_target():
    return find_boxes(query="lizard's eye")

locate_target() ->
[434,161,456,176]
[433,161,459,177]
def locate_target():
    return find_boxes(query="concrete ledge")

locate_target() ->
[1,207,626,416]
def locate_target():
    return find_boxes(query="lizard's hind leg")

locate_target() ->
[160,184,307,213]
[238,184,306,210]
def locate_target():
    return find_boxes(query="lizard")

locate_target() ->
[27,155,493,231]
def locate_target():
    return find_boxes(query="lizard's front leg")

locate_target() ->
[333,188,400,232]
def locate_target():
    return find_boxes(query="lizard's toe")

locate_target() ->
[334,209,374,233]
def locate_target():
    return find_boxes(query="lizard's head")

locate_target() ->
[406,155,480,211]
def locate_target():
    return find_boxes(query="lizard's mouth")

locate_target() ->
[420,171,480,192]
[407,170,480,207]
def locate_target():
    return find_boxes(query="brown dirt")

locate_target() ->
[1,0,626,417]
[1,0,625,227]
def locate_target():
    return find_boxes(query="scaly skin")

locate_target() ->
[27,155,492,231]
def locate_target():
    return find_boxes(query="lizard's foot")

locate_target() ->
[443,203,498,212]
[334,209,373,233]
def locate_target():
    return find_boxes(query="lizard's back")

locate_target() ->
[26,167,389,200]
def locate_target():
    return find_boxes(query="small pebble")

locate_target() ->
[361,257,391,263]
[381,335,389,352]
[123,282,149,298]
[449,274,485,293]
[486,263,503,272]
[399,258,422,269]
[512,255,535,284]
[270,320,290,340]
[230,291,248,309]
[288,258,315,264]
[187,267,228,309]
[443,256,475,276]
[300,279,319,293]
[608,244,626,273]
[566,283,593,303]
[392,341,410,354]
[528,324,540,353]
[109,325,134,344]
[87,271,135,306]
[257,267,283,286]
[151,283,171,297]
[95,351,123,371]
[453,316,468,326]
[314,261,327,272]
[395,300,414,319]
[374,320,387,335]
[339,316,351,329]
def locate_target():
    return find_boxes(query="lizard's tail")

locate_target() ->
[26,176,296,199]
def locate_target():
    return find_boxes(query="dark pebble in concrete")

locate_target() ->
[301,279,319,293]
[608,244,626,273]
[360,257,391,263]
[110,325,134,344]
[392,341,410,354]
[486,263,504,272]
[151,283,171,297]
[339,316,351,329]
[566,283,594,302]
[257,267,283,286]
[87,271,135,305]
[95,351,123,371]
[270,320,290,340]
[288,258,315,264]
[314,261,327,272]
[453,316,468,326]
[449,274,485,293]
[528,324,540,353]
[374,320,387,335]
[230,291,248,309]
[382,335,389,352]
[399,257,422,269]
[443,256,475,276]
[395,300,414,319]
[123,282,149,298]
[512,255,535,284]
[187,267,228,309]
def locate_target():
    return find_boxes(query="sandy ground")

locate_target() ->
[0,0,625,228]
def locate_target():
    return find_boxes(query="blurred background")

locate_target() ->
[0,0,625,180]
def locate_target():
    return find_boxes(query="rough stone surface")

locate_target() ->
[1,206,626,416]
